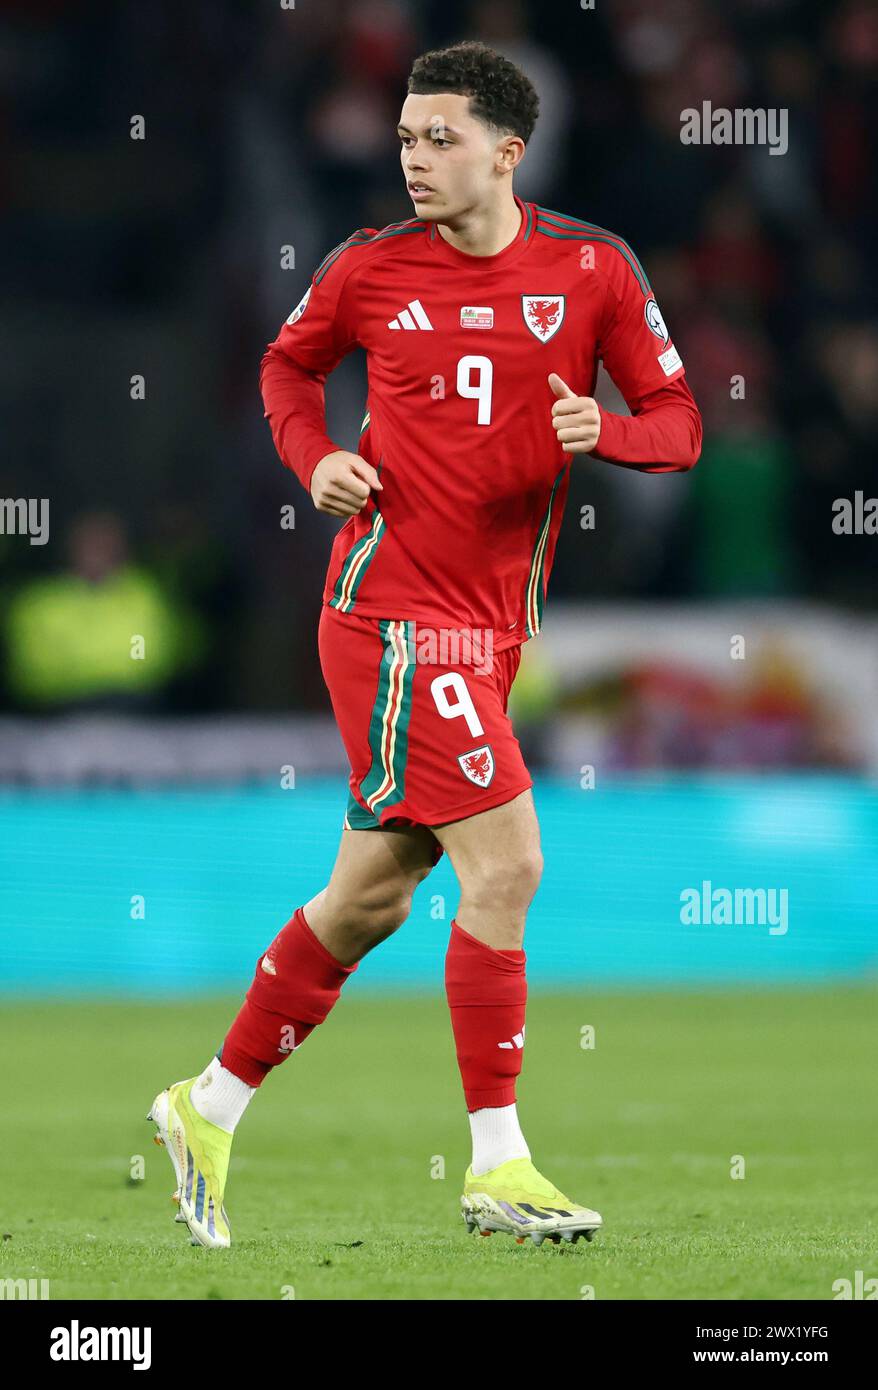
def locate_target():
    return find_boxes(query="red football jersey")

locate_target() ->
[261,193,699,651]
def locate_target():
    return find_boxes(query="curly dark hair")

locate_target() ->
[407,40,539,145]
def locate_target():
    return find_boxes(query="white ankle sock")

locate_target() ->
[469,1103,531,1176]
[189,1055,255,1134]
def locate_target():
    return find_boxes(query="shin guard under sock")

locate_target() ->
[220,906,357,1086]
[445,918,527,1112]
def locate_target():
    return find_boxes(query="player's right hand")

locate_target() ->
[310,450,383,517]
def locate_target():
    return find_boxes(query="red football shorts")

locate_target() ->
[318,604,533,856]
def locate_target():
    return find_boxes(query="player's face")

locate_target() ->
[397,93,511,221]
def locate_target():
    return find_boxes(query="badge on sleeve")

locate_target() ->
[286,285,313,325]
[658,344,683,375]
[644,297,670,345]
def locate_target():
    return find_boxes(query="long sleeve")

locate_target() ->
[594,375,702,473]
[259,352,343,495]
[259,234,368,494]
[591,240,702,473]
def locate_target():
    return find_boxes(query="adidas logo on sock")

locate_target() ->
[498,1026,526,1050]
[387,299,433,331]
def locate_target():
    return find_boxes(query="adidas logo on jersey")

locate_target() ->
[498,1027,526,1050]
[387,299,433,331]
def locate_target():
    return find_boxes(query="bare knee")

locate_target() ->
[360,880,418,935]
[322,872,423,947]
[459,846,543,916]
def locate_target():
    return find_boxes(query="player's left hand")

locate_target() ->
[548,373,602,453]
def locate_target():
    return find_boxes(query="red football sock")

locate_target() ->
[445,918,527,1112]
[220,906,358,1087]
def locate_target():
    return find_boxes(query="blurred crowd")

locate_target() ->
[1,0,876,715]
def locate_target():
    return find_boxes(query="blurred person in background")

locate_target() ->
[2,512,202,712]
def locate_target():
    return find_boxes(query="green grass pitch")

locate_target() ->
[1,986,876,1300]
